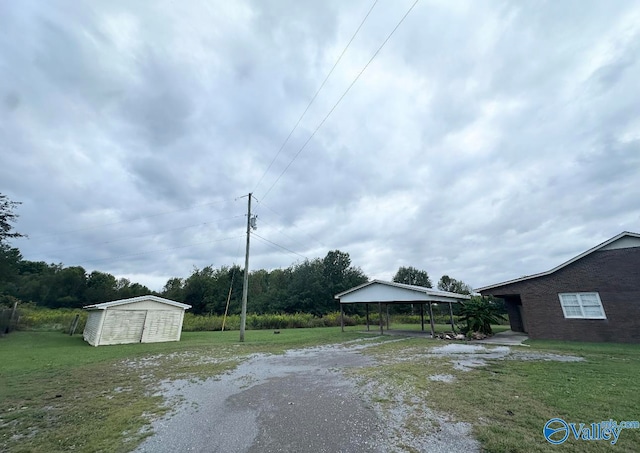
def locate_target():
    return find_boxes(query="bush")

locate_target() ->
[458,297,507,335]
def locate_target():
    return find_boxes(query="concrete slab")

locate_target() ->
[475,330,529,346]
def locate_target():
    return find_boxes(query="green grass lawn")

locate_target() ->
[0,328,369,453]
[354,337,640,452]
[2,328,638,453]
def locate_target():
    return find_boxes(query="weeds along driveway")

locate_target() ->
[135,337,584,453]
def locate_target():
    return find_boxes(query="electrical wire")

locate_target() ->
[252,216,313,255]
[252,0,380,194]
[253,199,326,248]
[259,0,420,201]
[251,231,308,260]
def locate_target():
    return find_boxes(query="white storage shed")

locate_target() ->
[82,295,191,346]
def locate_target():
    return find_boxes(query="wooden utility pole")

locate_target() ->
[239,193,253,342]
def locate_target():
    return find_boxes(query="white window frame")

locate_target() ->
[558,292,607,319]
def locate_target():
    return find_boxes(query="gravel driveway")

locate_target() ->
[134,338,482,453]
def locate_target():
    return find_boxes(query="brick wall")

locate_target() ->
[481,247,640,343]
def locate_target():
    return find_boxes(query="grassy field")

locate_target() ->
[354,337,640,452]
[2,328,638,452]
[0,327,369,453]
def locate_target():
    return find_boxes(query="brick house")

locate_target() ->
[476,232,640,343]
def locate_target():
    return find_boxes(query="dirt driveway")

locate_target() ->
[135,337,581,452]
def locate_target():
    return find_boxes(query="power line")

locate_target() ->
[251,231,308,260]
[27,198,234,241]
[253,199,326,248]
[252,0,380,195]
[260,0,420,201]
[253,216,314,255]
[76,235,244,265]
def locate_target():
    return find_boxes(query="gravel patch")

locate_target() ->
[429,374,456,383]
[358,381,480,453]
[426,344,583,371]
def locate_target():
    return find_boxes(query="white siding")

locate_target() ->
[83,311,102,346]
[99,310,147,345]
[600,236,640,250]
[141,310,182,343]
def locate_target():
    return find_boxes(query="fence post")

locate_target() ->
[69,314,80,336]
[9,301,19,333]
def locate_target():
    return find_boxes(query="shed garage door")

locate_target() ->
[141,310,182,343]
[100,310,147,345]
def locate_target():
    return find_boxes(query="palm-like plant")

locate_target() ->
[458,296,507,335]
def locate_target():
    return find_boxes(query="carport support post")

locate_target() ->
[449,302,455,332]
[340,305,344,332]
[378,302,383,335]
[428,302,436,338]
[386,304,390,330]
[420,303,425,331]
[366,304,370,331]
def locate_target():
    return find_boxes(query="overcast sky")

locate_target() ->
[1,0,639,292]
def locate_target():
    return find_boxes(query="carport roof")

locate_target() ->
[335,280,471,304]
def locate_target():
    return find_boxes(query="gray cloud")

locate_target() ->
[1,0,639,291]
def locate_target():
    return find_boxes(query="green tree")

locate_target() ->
[0,193,25,245]
[437,275,472,295]
[393,266,432,288]
[0,194,25,305]
[47,266,87,308]
[85,271,117,303]
[323,250,367,294]
[285,258,326,315]
[0,246,22,304]
[261,267,291,313]
[162,277,185,302]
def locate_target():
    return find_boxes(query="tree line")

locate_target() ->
[0,194,472,316]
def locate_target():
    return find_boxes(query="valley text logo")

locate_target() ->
[544,417,640,445]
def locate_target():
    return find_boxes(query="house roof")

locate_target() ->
[83,295,192,310]
[476,231,640,293]
[335,279,471,304]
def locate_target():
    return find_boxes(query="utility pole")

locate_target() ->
[239,193,253,342]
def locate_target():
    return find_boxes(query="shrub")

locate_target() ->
[458,296,507,335]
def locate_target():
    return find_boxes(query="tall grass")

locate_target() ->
[11,306,461,333]
[182,311,365,331]
[16,305,87,333]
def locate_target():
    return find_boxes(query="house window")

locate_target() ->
[558,293,606,319]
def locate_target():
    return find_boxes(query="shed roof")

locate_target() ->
[335,279,471,304]
[83,295,192,310]
[476,231,640,293]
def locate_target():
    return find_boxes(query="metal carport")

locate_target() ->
[335,280,470,337]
